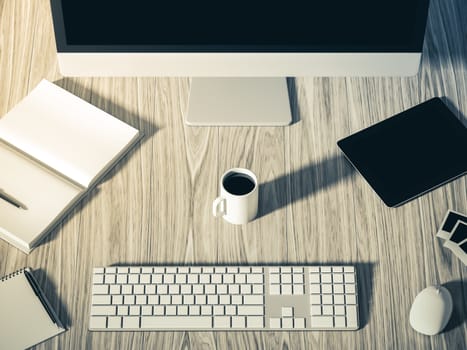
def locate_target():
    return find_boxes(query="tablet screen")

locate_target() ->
[338,98,467,207]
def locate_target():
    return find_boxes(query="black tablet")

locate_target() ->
[337,98,467,207]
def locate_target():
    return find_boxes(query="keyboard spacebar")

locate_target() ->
[141,316,212,329]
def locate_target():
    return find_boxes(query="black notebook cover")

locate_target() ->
[337,98,467,207]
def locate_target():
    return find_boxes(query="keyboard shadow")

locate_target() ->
[111,261,375,330]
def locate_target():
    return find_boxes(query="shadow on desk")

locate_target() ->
[36,78,157,249]
[33,268,71,328]
[443,279,467,333]
[111,261,375,329]
[258,153,356,218]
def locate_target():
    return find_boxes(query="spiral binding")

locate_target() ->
[0,267,27,281]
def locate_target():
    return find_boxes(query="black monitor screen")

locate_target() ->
[51,0,430,52]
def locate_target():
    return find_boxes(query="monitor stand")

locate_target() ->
[185,78,292,126]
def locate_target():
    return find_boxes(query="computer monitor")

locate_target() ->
[50,0,430,126]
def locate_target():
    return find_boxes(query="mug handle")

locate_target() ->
[212,197,226,217]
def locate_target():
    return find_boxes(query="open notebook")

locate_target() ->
[0,80,140,253]
[0,268,65,349]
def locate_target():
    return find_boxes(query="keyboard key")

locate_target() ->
[178,305,189,315]
[165,275,175,284]
[213,306,224,315]
[124,295,136,305]
[334,294,345,304]
[104,275,116,284]
[189,305,201,315]
[140,274,151,284]
[134,285,145,294]
[322,295,333,304]
[346,305,358,328]
[322,284,332,294]
[166,306,177,315]
[247,316,264,328]
[145,285,156,294]
[333,284,344,294]
[109,285,120,294]
[323,305,333,315]
[225,305,236,315]
[212,274,222,283]
[253,285,263,294]
[89,316,107,329]
[128,274,139,284]
[154,306,164,315]
[92,284,109,294]
[116,275,128,284]
[333,274,343,283]
[142,306,153,315]
[241,285,252,294]
[244,295,263,305]
[176,274,187,284]
[141,267,153,274]
[117,306,129,316]
[107,316,122,329]
[321,274,332,283]
[310,316,334,328]
[335,305,345,315]
[187,274,198,283]
[238,306,263,316]
[205,285,216,294]
[141,316,212,329]
[232,316,246,328]
[281,274,291,283]
[247,274,263,284]
[281,307,293,317]
[281,285,292,295]
[345,274,355,283]
[152,274,162,284]
[235,274,246,284]
[129,306,140,315]
[335,316,346,328]
[92,295,111,305]
[345,284,356,294]
[344,266,355,273]
[282,318,293,329]
[91,305,116,316]
[136,295,147,304]
[214,316,230,328]
[201,305,212,315]
[223,274,234,284]
[346,294,357,305]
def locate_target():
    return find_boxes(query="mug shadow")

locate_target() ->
[258,153,356,218]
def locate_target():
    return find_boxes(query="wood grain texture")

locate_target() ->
[0,0,466,349]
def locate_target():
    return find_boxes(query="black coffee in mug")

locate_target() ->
[223,173,255,195]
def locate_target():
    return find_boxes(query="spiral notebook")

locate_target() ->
[0,268,65,349]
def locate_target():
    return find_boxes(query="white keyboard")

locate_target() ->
[90,265,359,331]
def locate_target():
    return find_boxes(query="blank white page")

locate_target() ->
[0,80,139,188]
[0,144,82,250]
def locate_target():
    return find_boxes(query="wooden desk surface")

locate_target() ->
[0,0,465,349]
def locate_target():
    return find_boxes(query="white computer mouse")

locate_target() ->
[409,285,453,335]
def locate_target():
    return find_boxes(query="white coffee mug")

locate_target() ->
[213,168,258,225]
